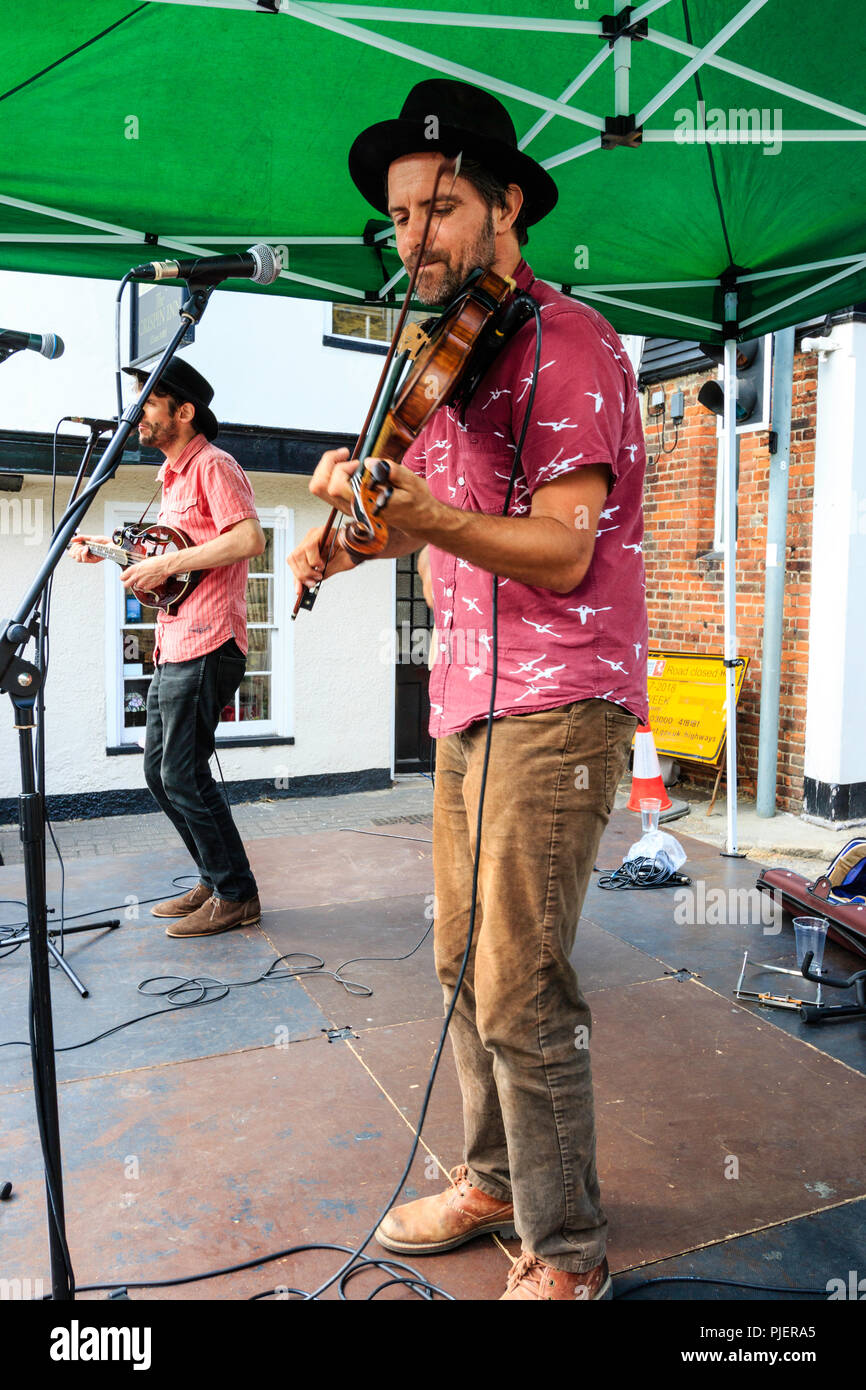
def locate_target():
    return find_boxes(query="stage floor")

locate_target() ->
[1,809,864,1301]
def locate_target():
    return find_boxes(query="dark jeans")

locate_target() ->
[144,637,257,902]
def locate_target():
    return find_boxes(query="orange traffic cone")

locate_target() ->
[627,722,673,813]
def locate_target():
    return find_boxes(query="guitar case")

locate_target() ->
[756,838,866,960]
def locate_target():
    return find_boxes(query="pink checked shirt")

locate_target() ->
[404,259,649,738]
[152,434,259,665]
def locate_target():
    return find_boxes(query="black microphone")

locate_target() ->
[0,328,64,359]
[67,416,117,433]
[130,244,280,286]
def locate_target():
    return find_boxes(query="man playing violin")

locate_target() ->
[289,79,649,1300]
[71,359,266,938]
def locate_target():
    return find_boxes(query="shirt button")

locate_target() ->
[457,476,465,486]
[445,587,453,597]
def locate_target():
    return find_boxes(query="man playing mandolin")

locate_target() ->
[289,79,649,1301]
[71,359,266,938]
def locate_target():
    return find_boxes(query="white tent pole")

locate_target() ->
[613,0,632,118]
[637,0,769,128]
[735,254,866,282]
[645,28,866,127]
[569,288,721,332]
[740,254,866,329]
[520,48,611,151]
[722,322,742,857]
[580,278,719,290]
[281,2,607,132]
[541,136,602,169]
[0,191,367,298]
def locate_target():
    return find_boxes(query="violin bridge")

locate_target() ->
[397,322,430,360]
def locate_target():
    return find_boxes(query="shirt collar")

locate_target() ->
[512,258,537,293]
[157,431,208,482]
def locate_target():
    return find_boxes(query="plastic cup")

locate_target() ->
[640,798,661,833]
[793,916,828,975]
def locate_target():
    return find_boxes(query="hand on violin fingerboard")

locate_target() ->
[309,447,358,516]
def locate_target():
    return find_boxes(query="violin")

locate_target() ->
[293,158,536,617]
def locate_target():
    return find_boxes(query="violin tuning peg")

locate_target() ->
[374,486,393,516]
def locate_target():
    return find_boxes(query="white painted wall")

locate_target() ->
[804,320,866,798]
[0,471,395,802]
[0,270,399,806]
[0,267,383,432]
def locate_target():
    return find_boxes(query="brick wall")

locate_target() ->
[641,350,816,813]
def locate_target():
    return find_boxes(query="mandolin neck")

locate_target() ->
[87,542,133,568]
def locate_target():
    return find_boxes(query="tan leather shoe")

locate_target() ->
[500,1252,612,1300]
[165,894,261,938]
[151,883,212,918]
[375,1164,516,1255]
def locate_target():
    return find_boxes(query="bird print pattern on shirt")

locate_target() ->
[402,261,648,739]
[536,449,584,482]
[538,417,581,432]
[522,618,563,639]
[567,605,613,624]
[515,359,554,404]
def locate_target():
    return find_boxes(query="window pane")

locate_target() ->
[246,576,272,624]
[332,304,389,342]
[122,626,156,672]
[123,678,150,728]
[246,628,271,673]
[239,675,270,722]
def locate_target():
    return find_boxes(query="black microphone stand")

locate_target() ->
[0,283,215,1301]
[3,423,125,999]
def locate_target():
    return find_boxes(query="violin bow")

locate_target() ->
[293,153,461,619]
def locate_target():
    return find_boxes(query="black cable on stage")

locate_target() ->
[615,1273,827,1298]
[63,299,548,1305]
[69,1242,453,1302]
[0,879,440,1051]
[295,296,544,1303]
[10,295,545,1304]
[597,858,691,890]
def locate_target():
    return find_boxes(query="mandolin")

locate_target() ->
[81,523,203,614]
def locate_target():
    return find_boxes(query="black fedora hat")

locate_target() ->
[349,78,558,227]
[122,357,219,442]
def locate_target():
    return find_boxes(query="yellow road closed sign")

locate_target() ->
[646,652,749,766]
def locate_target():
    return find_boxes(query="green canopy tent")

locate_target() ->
[2,0,865,853]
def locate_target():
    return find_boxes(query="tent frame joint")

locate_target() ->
[600,8,648,46]
[720,266,749,337]
[601,114,643,148]
[363,219,391,248]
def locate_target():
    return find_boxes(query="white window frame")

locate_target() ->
[712,334,773,550]
[104,501,293,745]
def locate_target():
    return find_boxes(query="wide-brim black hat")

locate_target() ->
[122,357,219,442]
[349,78,558,227]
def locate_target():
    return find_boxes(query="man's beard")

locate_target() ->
[412,209,496,306]
[139,416,180,452]
[139,411,179,450]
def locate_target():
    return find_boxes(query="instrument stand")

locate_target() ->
[0,282,215,1301]
[734,949,825,1011]
[4,920,122,999]
[800,950,866,1025]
